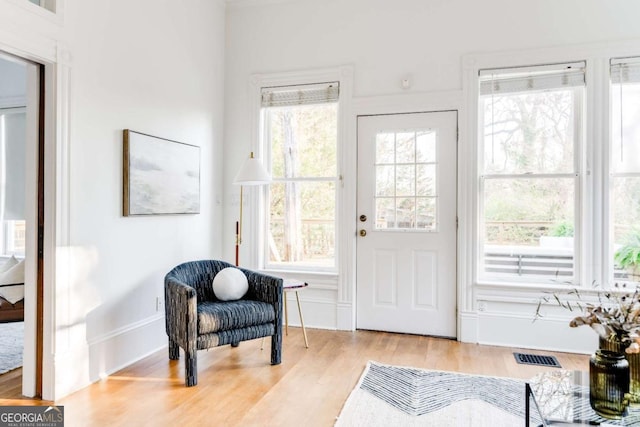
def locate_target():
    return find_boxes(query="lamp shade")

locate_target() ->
[234,153,271,186]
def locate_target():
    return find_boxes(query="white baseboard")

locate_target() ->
[336,302,354,331]
[87,314,166,382]
[52,344,91,399]
[458,311,478,343]
[284,294,337,330]
[477,311,597,354]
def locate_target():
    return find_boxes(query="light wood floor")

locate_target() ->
[0,328,588,426]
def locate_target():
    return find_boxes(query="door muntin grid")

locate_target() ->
[374,129,438,231]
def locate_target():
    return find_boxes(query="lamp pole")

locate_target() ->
[235,185,243,266]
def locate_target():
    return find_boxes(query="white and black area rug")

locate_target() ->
[336,361,533,426]
[0,321,23,375]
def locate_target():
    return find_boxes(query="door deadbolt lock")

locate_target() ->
[359,229,367,237]
[359,214,367,222]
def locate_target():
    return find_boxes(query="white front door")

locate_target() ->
[356,111,457,337]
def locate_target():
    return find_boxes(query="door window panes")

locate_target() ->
[374,130,438,231]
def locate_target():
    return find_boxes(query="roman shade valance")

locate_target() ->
[611,57,640,84]
[261,82,339,107]
[479,62,586,95]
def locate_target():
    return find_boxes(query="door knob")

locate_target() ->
[359,229,367,237]
[359,215,367,222]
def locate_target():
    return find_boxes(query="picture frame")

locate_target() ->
[123,130,200,216]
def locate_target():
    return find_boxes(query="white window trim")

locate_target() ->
[248,66,353,277]
[463,40,640,299]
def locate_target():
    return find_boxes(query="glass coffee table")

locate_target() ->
[526,370,640,426]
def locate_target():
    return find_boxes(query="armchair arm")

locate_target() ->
[164,276,198,352]
[240,269,283,340]
[240,269,283,305]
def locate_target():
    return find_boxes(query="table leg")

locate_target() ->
[284,293,289,336]
[295,291,309,348]
[525,383,530,427]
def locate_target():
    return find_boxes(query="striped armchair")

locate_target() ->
[165,260,283,386]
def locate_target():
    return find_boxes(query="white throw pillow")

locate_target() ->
[0,255,18,274]
[212,267,248,301]
[0,259,25,304]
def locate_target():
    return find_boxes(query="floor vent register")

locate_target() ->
[513,352,562,368]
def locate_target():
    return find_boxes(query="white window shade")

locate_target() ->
[261,82,339,108]
[611,58,640,84]
[479,62,586,95]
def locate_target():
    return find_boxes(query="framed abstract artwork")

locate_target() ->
[123,130,200,216]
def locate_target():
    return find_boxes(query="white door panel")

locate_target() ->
[356,111,457,337]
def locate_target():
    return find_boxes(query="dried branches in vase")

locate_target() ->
[536,283,640,353]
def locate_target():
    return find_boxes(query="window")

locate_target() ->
[478,63,585,283]
[0,110,26,257]
[611,58,640,283]
[261,82,339,270]
[1,221,25,256]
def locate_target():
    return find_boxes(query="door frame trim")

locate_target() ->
[341,91,464,337]
[0,50,45,398]
[0,14,72,399]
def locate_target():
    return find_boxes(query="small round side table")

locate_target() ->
[283,279,309,348]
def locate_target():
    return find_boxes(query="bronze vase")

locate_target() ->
[600,337,640,406]
[589,349,629,418]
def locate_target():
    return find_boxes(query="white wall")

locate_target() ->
[0,0,225,398]
[225,0,640,97]
[52,0,226,395]
[224,0,640,352]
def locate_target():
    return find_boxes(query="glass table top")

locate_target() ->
[528,370,640,426]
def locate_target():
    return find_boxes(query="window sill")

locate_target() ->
[258,269,339,291]
[475,280,604,294]
[260,268,338,279]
